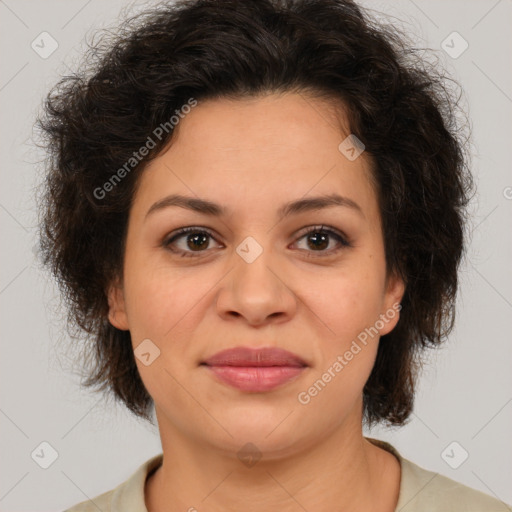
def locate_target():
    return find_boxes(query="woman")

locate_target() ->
[37,0,508,510]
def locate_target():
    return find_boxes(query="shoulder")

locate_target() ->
[366,437,510,512]
[397,456,510,511]
[62,454,163,512]
[63,489,114,512]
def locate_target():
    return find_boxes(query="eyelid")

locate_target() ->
[163,224,351,257]
[293,224,350,245]
[163,226,221,247]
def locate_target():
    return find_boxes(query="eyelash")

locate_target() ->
[162,225,351,259]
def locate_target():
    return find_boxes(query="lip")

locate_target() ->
[201,347,308,392]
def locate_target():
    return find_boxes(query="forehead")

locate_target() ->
[166,92,353,155]
[134,92,379,222]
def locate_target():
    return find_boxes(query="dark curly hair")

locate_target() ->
[36,0,472,427]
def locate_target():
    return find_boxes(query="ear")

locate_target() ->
[107,278,129,331]
[379,271,406,336]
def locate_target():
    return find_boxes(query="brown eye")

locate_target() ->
[163,227,221,257]
[293,225,350,257]
[163,224,350,259]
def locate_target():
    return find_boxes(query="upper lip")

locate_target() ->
[202,347,308,367]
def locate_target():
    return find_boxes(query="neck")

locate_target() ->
[145,408,401,512]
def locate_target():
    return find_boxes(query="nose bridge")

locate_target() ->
[234,233,285,301]
[216,233,296,324]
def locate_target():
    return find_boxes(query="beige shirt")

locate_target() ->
[63,438,510,511]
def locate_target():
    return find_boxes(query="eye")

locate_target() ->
[163,227,222,258]
[292,225,350,257]
[163,225,350,258]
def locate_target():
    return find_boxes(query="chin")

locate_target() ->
[212,431,307,464]
[205,408,314,458]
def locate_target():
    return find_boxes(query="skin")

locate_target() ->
[108,91,405,512]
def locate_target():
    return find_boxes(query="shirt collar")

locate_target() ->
[109,439,416,512]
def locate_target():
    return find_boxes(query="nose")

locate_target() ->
[215,242,297,327]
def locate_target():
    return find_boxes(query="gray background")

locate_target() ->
[1,0,511,510]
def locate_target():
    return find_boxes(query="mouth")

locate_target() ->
[200,346,308,392]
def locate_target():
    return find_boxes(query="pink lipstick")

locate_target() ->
[201,347,307,392]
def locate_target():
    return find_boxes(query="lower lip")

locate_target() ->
[205,365,305,392]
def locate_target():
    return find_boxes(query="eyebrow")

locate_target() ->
[145,193,364,220]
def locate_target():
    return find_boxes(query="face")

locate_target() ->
[108,92,404,459]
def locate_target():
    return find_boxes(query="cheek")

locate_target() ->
[124,267,211,397]
[296,272,384,419]
[122,257,206,345]
[311,265,386,343]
